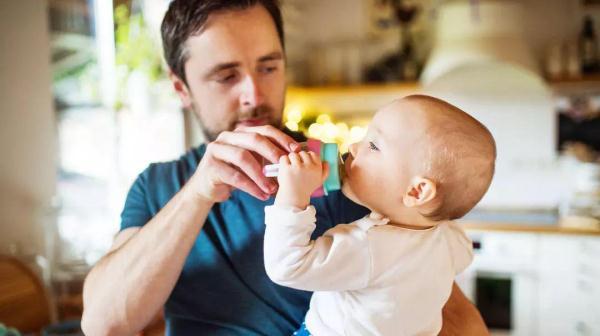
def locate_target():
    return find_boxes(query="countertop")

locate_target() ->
[458,208,600,236]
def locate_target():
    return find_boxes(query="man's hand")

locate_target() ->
[274,151,329,209]
[186,125,299,203]
[82,127,299,335]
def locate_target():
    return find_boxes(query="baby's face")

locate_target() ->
[342,100,428,214]
[343,95,496,221]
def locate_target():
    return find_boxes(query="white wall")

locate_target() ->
[0,0,56,256]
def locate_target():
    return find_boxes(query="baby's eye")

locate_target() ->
[369,141,379,151]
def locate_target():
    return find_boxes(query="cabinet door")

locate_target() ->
[538,236,580,336]
[574,237,600,335]
[467,232,540,336]
[538,235,600,336]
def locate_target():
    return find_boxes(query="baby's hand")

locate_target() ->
[274,151,329,209]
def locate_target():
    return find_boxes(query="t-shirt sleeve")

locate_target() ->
[120,166,153,231]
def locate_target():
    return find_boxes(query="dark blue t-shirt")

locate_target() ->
[120,144,369,335]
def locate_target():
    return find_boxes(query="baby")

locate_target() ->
[264,94,496,336]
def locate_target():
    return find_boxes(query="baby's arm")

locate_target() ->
[263,151,371,291]
[264,205,371,291]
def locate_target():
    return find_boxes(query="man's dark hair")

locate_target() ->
[161,0,284,84]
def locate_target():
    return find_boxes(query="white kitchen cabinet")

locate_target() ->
[538,235,600,336]
[574,237,600,336]
[461,230,600,336]
[461,232,540,336]
[537,236,579,335]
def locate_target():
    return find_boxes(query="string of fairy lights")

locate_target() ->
[283,103,368,153]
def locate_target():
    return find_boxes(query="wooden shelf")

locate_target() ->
[284,76,599,117]
[547,74,600,84]
[547,74,600,95]
[461,221,600,236]
[288,81,420,96]
[286,82,421,117]
[288,77,600,93]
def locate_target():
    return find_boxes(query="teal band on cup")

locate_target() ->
[321,142,341,195]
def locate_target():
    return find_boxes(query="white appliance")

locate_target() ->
[456,232,540,336]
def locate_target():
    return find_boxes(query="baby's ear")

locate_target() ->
[402,177,437,208]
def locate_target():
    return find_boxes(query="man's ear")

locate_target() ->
[169,71,193,109]
[402,177,437,208]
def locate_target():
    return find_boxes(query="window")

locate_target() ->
[50,0,183,267]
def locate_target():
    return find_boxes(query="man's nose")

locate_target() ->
[239,74,264,108]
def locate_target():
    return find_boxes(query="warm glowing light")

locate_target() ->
[286,104,304,124]
[350,126,367,143]
[285,121,299,131]
[308,123,323,139]
[323,122,338,141]
[339,143,349,154]
[336,122,349,135]
[302,114,367,154]
[316,114,331,124]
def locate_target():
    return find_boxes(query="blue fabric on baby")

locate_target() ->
[292,322,312,336]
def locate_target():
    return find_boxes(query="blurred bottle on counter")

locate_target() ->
[566,42,582,78]
[579,16,598,74]
[545,43,565,79]
[559,143,600,230]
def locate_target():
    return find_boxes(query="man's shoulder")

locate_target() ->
[133,144,206,204]
[141,144,206,182]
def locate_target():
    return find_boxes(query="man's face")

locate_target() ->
[172,5,286,141]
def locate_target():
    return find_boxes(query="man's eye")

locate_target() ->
[260,66,277,74]
[217,76,234,83]
[216,73,237,84]
[369,141,379,151]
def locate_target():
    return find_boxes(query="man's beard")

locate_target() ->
[193,104,283,142]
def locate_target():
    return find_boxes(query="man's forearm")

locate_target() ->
[440,283,489,336]
[82,186,213,335]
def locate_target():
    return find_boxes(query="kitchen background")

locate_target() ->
[0,0,599,335]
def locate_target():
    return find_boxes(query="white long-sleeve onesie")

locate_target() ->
[264,205,473,336]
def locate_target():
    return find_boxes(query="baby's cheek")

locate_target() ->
[362,171,387,194]
[349,173,367,196]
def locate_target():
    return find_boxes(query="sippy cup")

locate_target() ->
[263,139,343,197]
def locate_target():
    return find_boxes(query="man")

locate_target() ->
[81,1,488,335]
